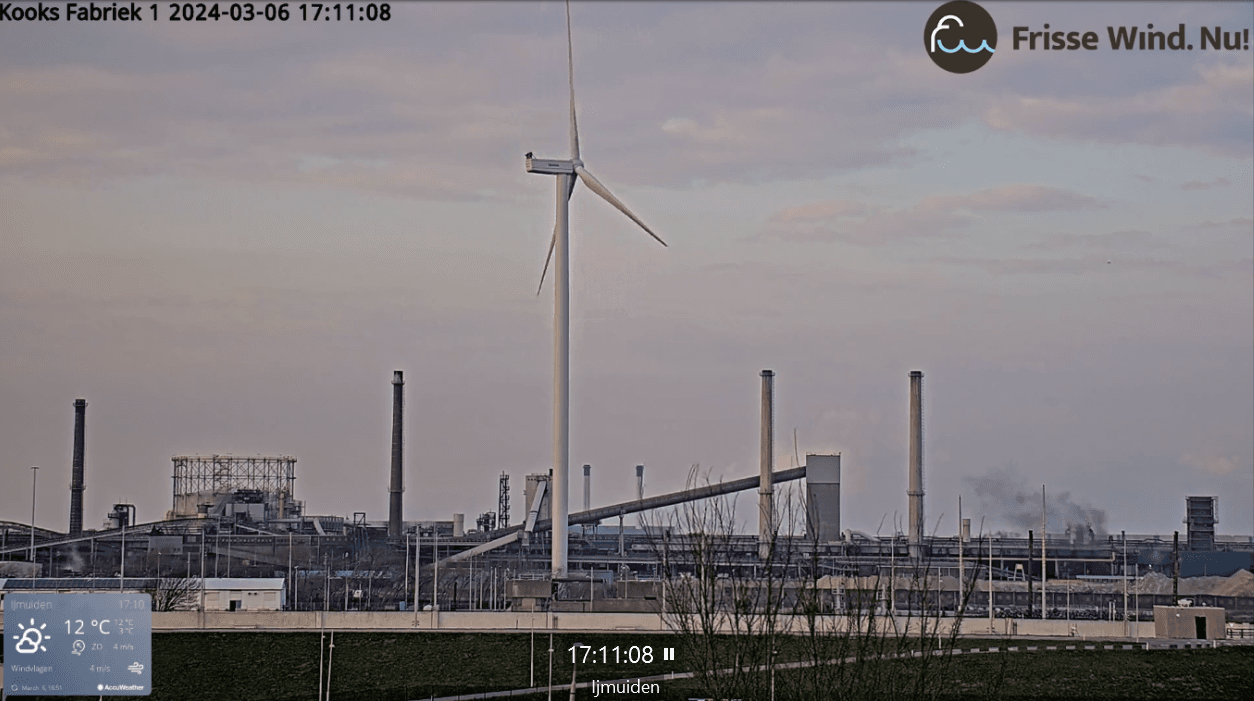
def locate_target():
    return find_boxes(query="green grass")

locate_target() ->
[5,633,1250,700]
[6,631,686,701]
[929,647,1253,700]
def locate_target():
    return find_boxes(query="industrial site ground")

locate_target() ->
[3,632,1251,701]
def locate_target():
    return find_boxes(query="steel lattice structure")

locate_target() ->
[172,454,296,502]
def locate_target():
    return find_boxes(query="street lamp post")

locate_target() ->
[569,641,584,701]
[120,519,126,591]
[29,466,39,564]
[770,647,779,701]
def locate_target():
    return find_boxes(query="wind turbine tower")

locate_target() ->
[526,1,668,579]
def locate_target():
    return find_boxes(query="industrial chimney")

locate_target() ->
[759,370,775,560]
[908,371,924,553]
[69,399,87,537]
[583,464,591,512]
[636,465,645,527]
[388,371,404,539]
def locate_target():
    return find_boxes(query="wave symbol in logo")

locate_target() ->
[938,39,995,54]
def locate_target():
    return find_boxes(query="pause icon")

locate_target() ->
[663,647,675,661]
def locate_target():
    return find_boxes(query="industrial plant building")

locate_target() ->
[2,373,1251,627]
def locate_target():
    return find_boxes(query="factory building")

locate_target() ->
[2,371,1250,621]
[0,578,285,612]
[805,453,841,543]
[1185,496,1218,551]
[167,454,300,523]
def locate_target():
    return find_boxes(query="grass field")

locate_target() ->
[3,632,1250,700]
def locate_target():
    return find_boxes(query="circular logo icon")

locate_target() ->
[925,1,997,73]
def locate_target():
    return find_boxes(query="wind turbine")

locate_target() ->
[525,0,667,580]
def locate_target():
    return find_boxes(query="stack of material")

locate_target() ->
[0,561,42,577]
[1129,569,1252,596]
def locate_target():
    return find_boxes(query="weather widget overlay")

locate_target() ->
[4,593,152,696]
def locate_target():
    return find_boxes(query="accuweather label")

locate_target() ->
[4,593,152,696]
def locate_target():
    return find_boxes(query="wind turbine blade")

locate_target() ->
[575,165,667,247]
[538,178,577,295]
[566,0,580,161]
[537,227,557,295]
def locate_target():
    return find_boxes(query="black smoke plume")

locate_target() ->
[964,466,1108,540]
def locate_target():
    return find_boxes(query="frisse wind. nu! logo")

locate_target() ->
[926,1,998,73]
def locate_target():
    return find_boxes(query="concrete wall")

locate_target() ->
[956,618,1153,640]
[143,610,665,631]
[1154,606,1225,639]
[40,611,1151,638]
[1,603,1160,638]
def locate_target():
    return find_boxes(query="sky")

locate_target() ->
[1,1,1251,541]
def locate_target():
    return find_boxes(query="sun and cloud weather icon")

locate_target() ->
[13,619,52,653]
[13,619,52,654]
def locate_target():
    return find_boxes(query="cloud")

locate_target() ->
[932,257,1106,276]
[1181,177,1232,190]
[769,200,870,224]
[760,185,1106,244]
[1181,454,1242,476]
[928,254,1251,279]
[660,116,744,146]
[936,185,1108,213]
[983,62,1254,155]
[1194,217,1254,233]
[1028,229,1163,253]
[2,4,1248,197]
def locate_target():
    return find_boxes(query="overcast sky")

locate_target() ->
[1,1,1250,540]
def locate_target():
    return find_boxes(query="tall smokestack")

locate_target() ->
[908,371,924,551]
[759,370,775,560]
[583,464,591,512]
[69,399,87,537]
[388,371,404,539]
[636,465,645,527]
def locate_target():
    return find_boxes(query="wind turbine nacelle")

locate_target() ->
[525,153,575,175]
